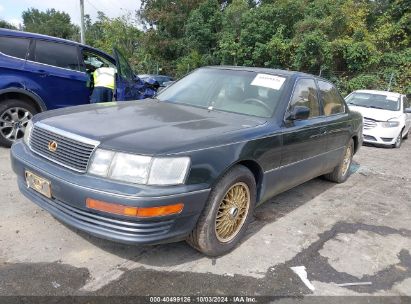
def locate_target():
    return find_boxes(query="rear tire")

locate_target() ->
[0,99,37,148]
[186,165,256,256]
[324,139,354,183]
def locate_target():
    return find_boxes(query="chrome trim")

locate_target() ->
[0,51,27,62]
[34,122,100,146]
[28,122,99,173]
[264,146,345,173]
[25,59,85,74]
[0,50,85,74]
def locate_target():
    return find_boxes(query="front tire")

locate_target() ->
[393,131,403,148]
[186,165,256,256]
[324,139,354,183]
[0,100,37,147]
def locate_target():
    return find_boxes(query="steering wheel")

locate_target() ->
[241,98,271,113]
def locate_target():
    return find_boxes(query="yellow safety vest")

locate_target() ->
[93,67,116,90]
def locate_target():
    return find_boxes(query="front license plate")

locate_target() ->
[25,171,52,198]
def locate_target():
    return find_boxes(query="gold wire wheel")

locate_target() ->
[215,182,250,243]
[341,144,353,176]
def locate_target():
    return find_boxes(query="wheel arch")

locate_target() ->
[237,159,264,202]
[212,159,264,203]
[352,135,360,154]
[0,88,47,113]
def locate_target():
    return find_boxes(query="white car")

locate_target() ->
[346,90,411,148]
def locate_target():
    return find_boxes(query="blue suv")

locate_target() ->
[0,29,156,147]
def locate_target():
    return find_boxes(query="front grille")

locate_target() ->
[363,118,377,130]
[381,137,393,142]
[29,125,97,172]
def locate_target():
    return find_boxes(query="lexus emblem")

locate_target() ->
[48,140,58,152]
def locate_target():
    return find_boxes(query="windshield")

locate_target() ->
[346,92,400,111]
[156,68,287,118]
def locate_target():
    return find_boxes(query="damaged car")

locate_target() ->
[0,29,157,147]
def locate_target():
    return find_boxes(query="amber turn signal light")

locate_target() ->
[86,198,184,218]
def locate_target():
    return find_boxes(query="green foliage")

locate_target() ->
[22,8,79,40]
[0,20,17,30]
[85,12,142,66]
[16,0,411,94]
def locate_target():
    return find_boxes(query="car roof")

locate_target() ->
[0,28,112,58]
[353,89,402,97]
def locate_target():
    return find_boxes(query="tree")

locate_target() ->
[22,8,79,40]
[0,20,17,30]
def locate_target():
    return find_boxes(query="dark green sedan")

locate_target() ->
[11,66,363,256]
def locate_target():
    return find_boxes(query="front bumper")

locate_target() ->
[362,125,401,146]
[11,141,210,245]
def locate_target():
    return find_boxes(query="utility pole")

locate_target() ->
[80,0,85,44]
[387,72,394,92]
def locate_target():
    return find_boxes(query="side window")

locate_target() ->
[34,40,80,71]
[115,50,134,80]
[82,51,115,72]
[289,78,320,118]
[318,80,346,115]
[0,36,30,59]
[403,96,410,110]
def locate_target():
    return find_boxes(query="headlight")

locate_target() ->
[23,120,33,146]
[380,120,400,128]
[88,149,190,185]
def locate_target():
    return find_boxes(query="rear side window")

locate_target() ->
[318,80,345,115]
[0,36,30,59]
[289,78,320,118]
[34,40,80,71]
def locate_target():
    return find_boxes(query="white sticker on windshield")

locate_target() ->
[251,74,286,90]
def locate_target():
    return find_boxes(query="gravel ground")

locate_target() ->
[0,140,410,300]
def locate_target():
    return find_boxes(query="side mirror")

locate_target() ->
[286,106,310,121]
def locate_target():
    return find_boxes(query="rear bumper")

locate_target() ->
[11,141,210,245]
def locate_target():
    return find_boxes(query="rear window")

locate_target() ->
[0,36,30,59]
[34,40,80,71]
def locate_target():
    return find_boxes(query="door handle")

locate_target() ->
[310,130,327,139]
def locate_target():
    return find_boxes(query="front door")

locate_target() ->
[280,78,328,188]
[112,48,155,101]
[403,96,411,134]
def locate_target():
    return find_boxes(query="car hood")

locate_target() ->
[348,105,400,121]
[35,100,267,155]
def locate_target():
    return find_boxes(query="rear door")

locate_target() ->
[112,48,155,101]
[25,40,89,109]
[317,80,352,172]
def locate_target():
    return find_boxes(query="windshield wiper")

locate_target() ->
[348,103,366,107]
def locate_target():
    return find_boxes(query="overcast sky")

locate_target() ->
[0,0,142,27]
